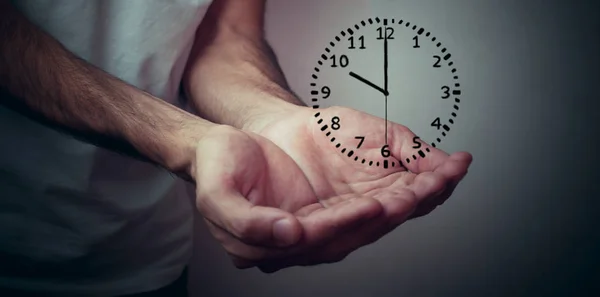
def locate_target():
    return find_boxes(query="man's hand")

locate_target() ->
[243,105,472,272]
[183,0,472,273]
[192,125,386,269]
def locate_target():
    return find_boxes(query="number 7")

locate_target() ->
[355,136,365,148]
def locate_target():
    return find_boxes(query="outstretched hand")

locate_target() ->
[193,125,385,270]
[246,105,472,271]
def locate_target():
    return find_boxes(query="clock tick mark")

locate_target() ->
[331,137,336,142]
[314,67,320,72]
[426,148,431,152]
[321,54,327,60]
[336,143,341,148]
[384,160,388,168]
[361,20,366,26]
[426,32,430,37]
[436,42,441,47]
[418,150,425,158]
[375,17,381,23]
[321,125,328,131]
[325,48,330,53]
[369,161,373,166]
[412,25,417,30]
[448,61,454,66]
[312,74,318,79]
[454,105,459,110]
[455,98,461,103]
[442,132,447,136]
[354,156,359,161]
[383,18,387,25]
[398,19,404,25]
[443,53,451,60]
[449,119,454,124]
[406,158,411,164]
[335,36,340,42]
[310,83,316,87]
[312,105,319,109]
[314,112,320,117]
[452,90,461,95]
[340,31,346,37]
[451,68,457,73]
[362,159,366,164]
[326,131,331,136]
[376,162,380,167]
[317,119,323,124]
[354,24,360,30]
[330,42,335,47]
[348,150,354,157]
[437,138,441,142]
[368,18,373,24]
[418,28,424,35]
[341,148,346,153]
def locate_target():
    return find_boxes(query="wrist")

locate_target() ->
[168,119,216,182]
[120,91,217,182]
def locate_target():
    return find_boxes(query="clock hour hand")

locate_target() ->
[349,71,389,96]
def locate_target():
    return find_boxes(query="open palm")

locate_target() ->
[251,106,473,270]
[257,106,471,215]
[238,106,472,271]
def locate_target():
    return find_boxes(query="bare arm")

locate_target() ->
[0,0,212,180]
[182,0,306,133]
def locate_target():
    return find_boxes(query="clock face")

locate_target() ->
[309,17,462,168]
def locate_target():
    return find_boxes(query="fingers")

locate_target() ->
[197,189,303,248]
[298,196,383,243]
[434,152,472,181]
[404,171,447,201]
[388,123,473,174]
[202,196,384,269]
[257,189,419,273]
[409,152,473,219]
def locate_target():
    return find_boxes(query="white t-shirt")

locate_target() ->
[0,0,210,295]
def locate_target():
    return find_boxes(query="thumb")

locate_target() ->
[196,189,302,248]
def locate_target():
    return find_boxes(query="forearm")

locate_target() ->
[0,2,210,179]
[182,0,306,132]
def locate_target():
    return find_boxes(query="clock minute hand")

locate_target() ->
[384,32,389,93]
[349,71,389,96]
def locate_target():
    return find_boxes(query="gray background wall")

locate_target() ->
[189,0,600,296]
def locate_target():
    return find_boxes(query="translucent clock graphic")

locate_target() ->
[309,17,463,168]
